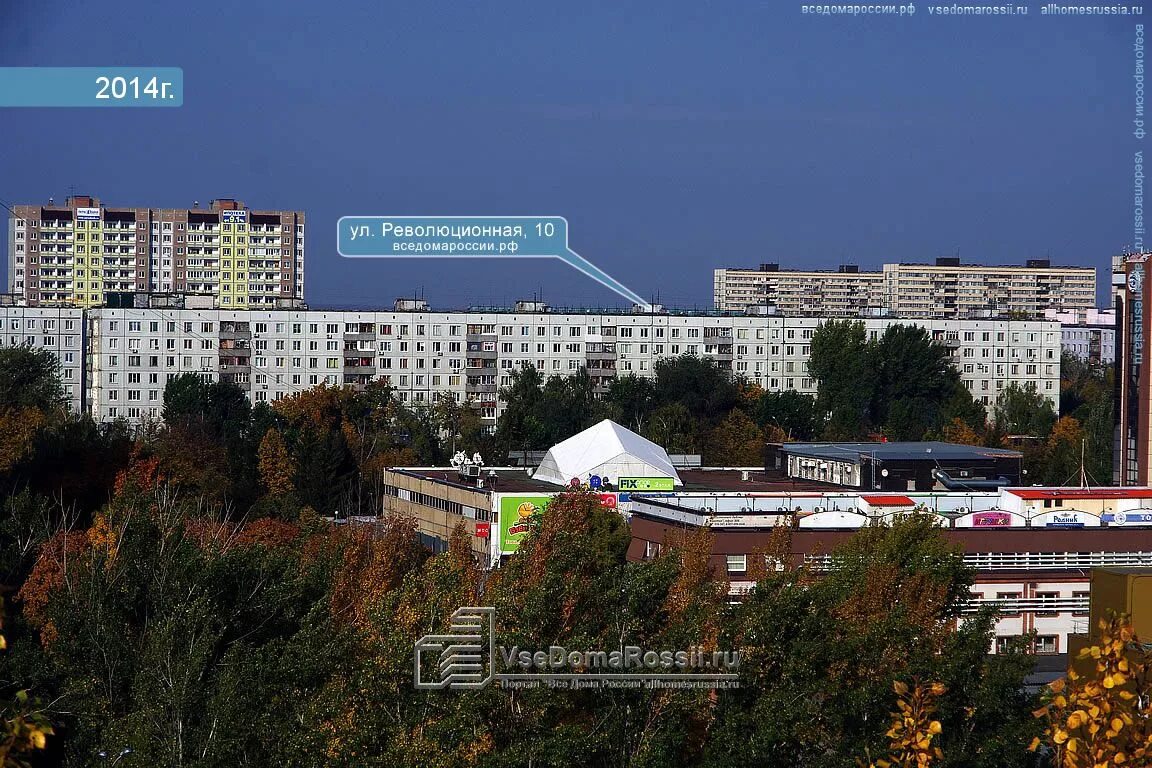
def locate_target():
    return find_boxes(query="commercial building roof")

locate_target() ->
[1006,488,1152,500]
[777,441,1021,463]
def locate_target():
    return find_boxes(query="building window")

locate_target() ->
[1035,591,1059,617]
[996,592,1021,616]
[726,554,747,573]
[1035,635,1059,655]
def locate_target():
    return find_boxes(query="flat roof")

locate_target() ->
[777,441,1022,462]
[1007,488,1152,500]
[387,467,830,495]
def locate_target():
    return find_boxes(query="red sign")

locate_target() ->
[475,522,491,538]
[598,493,617,509]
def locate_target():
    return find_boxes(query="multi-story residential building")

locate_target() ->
[0,300,85,414]
[1045,308,1116,365]
[7,196,304,308]
[40,297,1060,426]
[715,258,1097,318]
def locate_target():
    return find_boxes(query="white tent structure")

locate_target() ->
[532,419,682,487]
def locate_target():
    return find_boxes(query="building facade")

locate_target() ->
[7,196,304,308]
[1045,308,1116,365]
[0,298,1063,427]
[714,258,1096,318]
[1115,253,1152,485]
[0,303,86,414]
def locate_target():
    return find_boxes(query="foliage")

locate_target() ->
[863,680,946,768]
[807,322,982,441]
[1030,616,1152,768]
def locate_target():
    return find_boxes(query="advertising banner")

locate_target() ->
[618,477,675,492]
[1102,511,1152,526]
[498,495,550,554]
[75,207,101,221]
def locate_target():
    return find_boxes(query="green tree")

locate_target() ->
[993,383,1058,438]
[753,390,822,441]
[808,320,875,439]
[0,346,66,413]
[606,374,657,433]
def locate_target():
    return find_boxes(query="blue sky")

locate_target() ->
[0,1,1140,309]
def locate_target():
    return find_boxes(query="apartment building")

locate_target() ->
[19,297,1055,427]
[1044,307,1116,365]
[714,258,1096,318]
[7,196,304,308]
[0,302,86,414]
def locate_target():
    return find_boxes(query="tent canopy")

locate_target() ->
[532,419,682,487]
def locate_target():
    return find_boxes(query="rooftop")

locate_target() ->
[776,441,1022,463]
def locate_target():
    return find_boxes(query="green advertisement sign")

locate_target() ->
[618,477,675,492]
[498,495,551,554]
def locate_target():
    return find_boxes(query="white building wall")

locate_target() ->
[0,306,85,414]
[0,306,1063,427]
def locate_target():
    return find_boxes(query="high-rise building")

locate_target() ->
[714,258,1097,318]
[6,196,304,308]
[1115,254,1152,485]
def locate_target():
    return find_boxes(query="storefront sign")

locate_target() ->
[618,477,675,492]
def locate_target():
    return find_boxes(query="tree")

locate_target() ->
[1030,615,1152,767]
[808,320,875,439]
[652,355,741,432]
[1042,416,1086,486]
[606,374,656,432]
[752,390,822,441]
[494,364,550,455]
[0,346,66,413]
[941,417,982,446]
[704,514,1038,768]
[993,383,1057,438]
[704,408,765,465]
[257,428,296,497]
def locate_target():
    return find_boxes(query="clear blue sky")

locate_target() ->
[0,1,1140,310]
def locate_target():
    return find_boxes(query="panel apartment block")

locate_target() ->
[65,302,1063,427]
[7,196,304,308]
[715,258,1096,318]
[0,304,86,414]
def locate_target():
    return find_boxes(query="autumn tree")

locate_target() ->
[257,428,296,497]
[705,513,1037,768]
[1031,615,1152,768]
[704,408,765,465]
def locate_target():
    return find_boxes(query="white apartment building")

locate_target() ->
[0,304,86,414]
[715,258,1097,318]
[52,299,1062,427]
[1044,308,1116,365]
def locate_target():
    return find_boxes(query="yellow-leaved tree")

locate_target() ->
[1030,615,1152,767]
